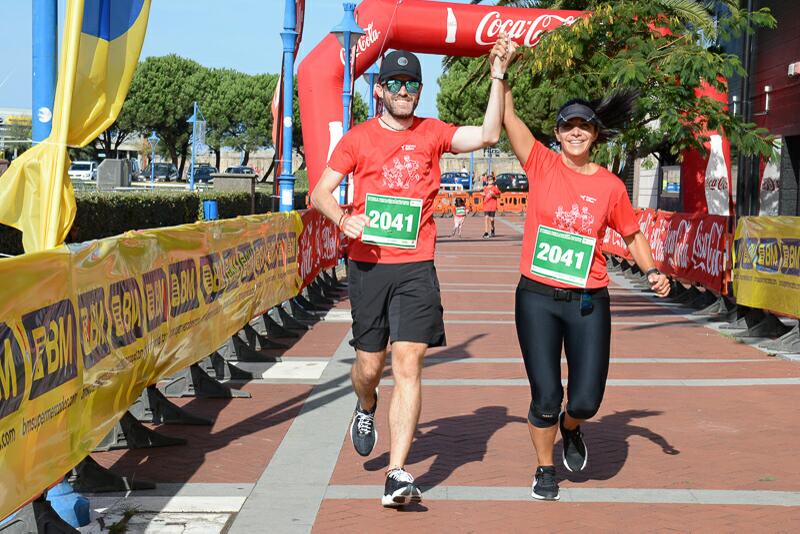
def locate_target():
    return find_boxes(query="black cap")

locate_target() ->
[556,102,598,126]
[379,50,422,83]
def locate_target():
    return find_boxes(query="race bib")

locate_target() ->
[362,193,423,249]
[455,207,466,216]
[531,225,596,287]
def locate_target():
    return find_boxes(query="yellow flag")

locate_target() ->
[0,0,151,253]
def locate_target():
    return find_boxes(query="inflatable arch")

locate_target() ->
[297,0,731,215]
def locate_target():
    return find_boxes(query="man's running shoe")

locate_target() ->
[490,230,496,238]
[482,232,490,239]
[560,411,588,472]
[382,468,422,507]
[531,465,559,501]
[350,390,378,456]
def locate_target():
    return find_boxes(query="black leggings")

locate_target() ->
[514,277,611,428]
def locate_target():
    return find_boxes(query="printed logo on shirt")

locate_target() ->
[382,155,421,191]
[401,144,416,151]
[553,203,595,235]
[580,195,597,204]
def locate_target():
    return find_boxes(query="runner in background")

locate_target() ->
[310,45,509,508]
[451,197,468,238]
[482,174,501,238]
[493,40,670,501]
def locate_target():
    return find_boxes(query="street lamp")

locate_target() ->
[148,131,159,190]
[330,2,365,204]
[362,62,380,119]
[278,0,299,212]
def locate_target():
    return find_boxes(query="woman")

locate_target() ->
[491,39,670,501]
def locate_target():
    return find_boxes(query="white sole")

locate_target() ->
[381,485,422,507]
[531,491,560,501]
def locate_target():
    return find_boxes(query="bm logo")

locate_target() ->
[0,323,26,420]
[78,287,111,369]
[22,300,78,400]
[169,260,199,317]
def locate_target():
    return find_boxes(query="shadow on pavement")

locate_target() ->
[362,406,527,488]
[558,409,680,483]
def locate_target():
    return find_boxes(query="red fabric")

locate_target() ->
[327,117,458,264]
[482,184,501,212]
[519,141,640,288]
[298,209,341,288]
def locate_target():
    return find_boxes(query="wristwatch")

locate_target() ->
[491,72,507,81]
[645,268,661,277]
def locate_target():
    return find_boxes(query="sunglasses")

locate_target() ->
[383,79,422,94]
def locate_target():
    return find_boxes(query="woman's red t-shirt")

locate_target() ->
[519,140,640,288]
[328,117,458,264]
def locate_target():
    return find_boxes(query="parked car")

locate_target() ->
[192,164,218,183]
[440,171,471,190]
[68,161,97,180]
[494,172,528,192]
[141,162,179,182]
[223,166,258,177]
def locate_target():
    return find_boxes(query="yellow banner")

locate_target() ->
[733,216,800,318]
[0,212,302,519]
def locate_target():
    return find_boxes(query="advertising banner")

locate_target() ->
[733,216,800,318]
[298,209,342,288]
[602,209,729,293]
[0,212,302,520]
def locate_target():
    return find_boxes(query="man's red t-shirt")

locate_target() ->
[483,184,501,212]
[327,117,458,264]
[520,140,640,288]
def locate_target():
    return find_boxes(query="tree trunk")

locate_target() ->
[242,149,250,166]
[212,146,221,170]
[177,142,190,181]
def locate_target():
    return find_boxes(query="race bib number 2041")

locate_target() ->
[362,193,423,249]
[530,224,596,287]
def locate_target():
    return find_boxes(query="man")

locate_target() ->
[482,174,501,238]
[311,47,508,507]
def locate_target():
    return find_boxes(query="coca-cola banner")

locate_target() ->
[298,0,582,193]
[298,209,342,288]
[733,216,800,319]
[602,209,730,293]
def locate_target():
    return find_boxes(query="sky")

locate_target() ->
[0,0,478,118]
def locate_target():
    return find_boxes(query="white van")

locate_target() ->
[68,161,97,180]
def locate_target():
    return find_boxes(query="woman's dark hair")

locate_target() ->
[454,197,465,207]
[557,89,639,143]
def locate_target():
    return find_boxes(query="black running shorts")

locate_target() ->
[348,260,446,352]
[484,211,496,217]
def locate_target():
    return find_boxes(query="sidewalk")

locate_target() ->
[87,214,800,533]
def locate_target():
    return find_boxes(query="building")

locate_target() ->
[727,1,800,216]
[0,107,32,160]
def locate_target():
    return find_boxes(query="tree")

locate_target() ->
[119,54,202,178]
[437,0,776,174]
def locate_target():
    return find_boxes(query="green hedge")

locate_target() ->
[0,190,307,256]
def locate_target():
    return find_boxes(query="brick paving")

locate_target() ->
[87,215,800,532]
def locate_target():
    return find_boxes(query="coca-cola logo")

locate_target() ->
[665,219,692,270]
[649,218,670,264]
[691,220,724,277]
[475,11,576,47]
[761,176,780,192]
[339,22,381,65]
[705,176,729,191]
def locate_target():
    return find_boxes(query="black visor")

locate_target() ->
[556,103,598,126]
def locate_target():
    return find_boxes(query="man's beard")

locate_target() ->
[383,94,419,120]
